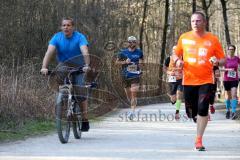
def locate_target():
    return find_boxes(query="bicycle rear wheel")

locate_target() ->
[56,93,71,144]
[72,103,82,139]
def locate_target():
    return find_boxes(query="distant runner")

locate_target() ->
[164,46,183,120]
[116,36,143,120]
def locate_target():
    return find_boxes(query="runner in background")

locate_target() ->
[116,36,143,120]
[208,66,220,121]
[222,44,240,120]
[164,46,183,120]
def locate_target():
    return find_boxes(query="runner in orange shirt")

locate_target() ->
[173,11,225,151]
[164,46,183,120]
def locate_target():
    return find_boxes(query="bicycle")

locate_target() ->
[44,66,93,144]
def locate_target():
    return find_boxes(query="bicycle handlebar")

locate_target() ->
[40,66,84,75]
[40,66,98,88]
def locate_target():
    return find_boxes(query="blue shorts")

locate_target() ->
[72,73,88,102]
[55,64,88,103]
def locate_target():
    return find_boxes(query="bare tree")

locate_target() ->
[220,0,231,44]
[139,0,148,50]
[158,0,169,91]
[192,0,197,13]
[201,0,213,31]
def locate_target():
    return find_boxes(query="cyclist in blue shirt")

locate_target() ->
[116,36,144,120]
[40,17,90,131]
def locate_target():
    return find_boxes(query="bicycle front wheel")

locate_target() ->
[72,103,82,139]
[56,93,71,144]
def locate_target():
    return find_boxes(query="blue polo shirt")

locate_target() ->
[49,31,88,65]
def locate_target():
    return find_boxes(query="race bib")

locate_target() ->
[227,70,236,78]
[168,75,177,82]
[127,64,138,73]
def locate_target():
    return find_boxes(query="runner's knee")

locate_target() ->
[198,100,209,116]
[130,85,139,92]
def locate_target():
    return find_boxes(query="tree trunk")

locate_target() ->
[192,0,196,13]
[139,0,148,50]
[168,0,175,48]
[201,0,209,31]
[158,0,169,93]
[220,0,231,45]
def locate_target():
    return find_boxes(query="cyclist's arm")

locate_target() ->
[41,45,56,71]
[80,45,90,66]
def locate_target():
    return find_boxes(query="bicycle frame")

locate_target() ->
[59,85,75,117]
[55,67,85,143]
[43,66,97,143]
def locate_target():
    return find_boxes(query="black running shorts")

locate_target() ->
[184,84,212,118]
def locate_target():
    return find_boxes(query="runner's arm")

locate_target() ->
[218,58,225,66]
[172,54,183,68]
[115,52,131,65]
[214,58,225,67]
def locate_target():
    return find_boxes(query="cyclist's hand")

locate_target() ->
[83,65,91,72]
[40,68,48,75]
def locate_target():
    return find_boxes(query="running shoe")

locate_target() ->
[231,112,238,120]
[226,111,231,119]
[175,110,180,120]
[171,101,176,105]
[210,105,215,114]
[193,116,197,123]
[195,145,206,151]
[195,139,206,151]
[127,111,135,121]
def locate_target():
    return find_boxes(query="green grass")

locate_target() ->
[0,114,104,143]
[0,120,55,143]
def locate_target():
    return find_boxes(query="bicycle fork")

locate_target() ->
[66,94,75,117]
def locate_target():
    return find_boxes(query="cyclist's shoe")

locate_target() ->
[210,105,215,114]
[195,138,206,151]
[231,112,238,120]
[175,110,180,120]
[226,111,231,119]
[81,119,90,132]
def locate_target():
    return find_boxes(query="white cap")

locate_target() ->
[127,36,137,41]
